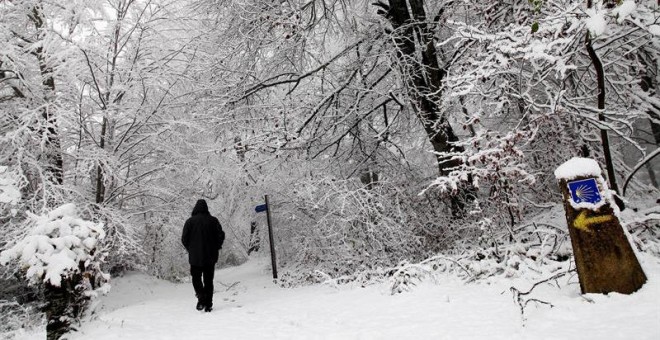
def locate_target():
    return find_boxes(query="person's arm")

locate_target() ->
[181,220,191,251]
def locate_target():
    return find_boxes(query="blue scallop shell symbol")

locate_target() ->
[567,178,601,204]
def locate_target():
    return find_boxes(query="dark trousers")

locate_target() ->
[190,265,215,306]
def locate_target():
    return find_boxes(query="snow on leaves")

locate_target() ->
[0,166,21,205]
[611,0,638,24]
[585,8,608,37]
[0,203,106,287]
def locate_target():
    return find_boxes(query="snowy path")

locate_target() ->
[51,257,660,339]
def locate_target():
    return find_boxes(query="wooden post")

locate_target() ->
[555,158,646,294]
[265,195,278,279]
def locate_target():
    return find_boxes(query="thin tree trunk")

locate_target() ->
[640,74,659,189]
[30,5,64,185]
[96,117,107,204]
[585,0,620,195]
[95,2,127,205]
[648,109,660,188]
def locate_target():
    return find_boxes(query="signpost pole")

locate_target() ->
[264,195,278,279]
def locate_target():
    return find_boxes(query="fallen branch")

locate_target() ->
[509,269,575,325]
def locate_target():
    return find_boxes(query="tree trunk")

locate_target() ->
[44,271,88,340]
[640,70,660,188]
[95,117,107,204]
[378,0,473,215]
[384,0,465,176]
[585,0,620,197]
[30,5,64,185]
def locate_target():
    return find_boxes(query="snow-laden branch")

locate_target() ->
[623,148,660,196]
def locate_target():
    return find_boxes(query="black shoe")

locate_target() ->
[204,305,212,312]
[196,301,205,311]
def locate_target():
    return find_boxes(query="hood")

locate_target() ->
[191,199,209,216]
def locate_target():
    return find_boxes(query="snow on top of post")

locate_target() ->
[554,157,602,180]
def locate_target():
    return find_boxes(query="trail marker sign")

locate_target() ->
[567,178,602,205]
[555,158,646,294]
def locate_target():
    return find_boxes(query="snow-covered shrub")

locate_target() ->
[0,203,108,291]
[388,257,468,294]
[274,173,567,288]
[140,218,189,281]
[274,176,476,283]
[0,165,23,246]
[386,215,572,293]
[279,199,576,293]
[0,203,109,339]
[389,219,573,293]
[276,178,412,274]
[0,299,44,339]
[621,202,660,257]
[88,205,145,278]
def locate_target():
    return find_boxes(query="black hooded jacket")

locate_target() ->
[181,199,225,266]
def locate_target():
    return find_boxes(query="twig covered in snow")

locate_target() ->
[510,269,575,325]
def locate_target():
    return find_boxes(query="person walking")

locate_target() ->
[181,199,225,312]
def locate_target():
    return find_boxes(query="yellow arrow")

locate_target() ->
[573,211,613,232]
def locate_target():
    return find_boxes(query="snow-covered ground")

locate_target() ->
[14,254,660,340]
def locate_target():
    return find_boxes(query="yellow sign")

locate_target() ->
[573,210,613,232]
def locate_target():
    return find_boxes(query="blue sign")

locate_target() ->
[255,204,268,213]
[567,178,602,205]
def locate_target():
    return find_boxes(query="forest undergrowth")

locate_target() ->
[276,193,660,297]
